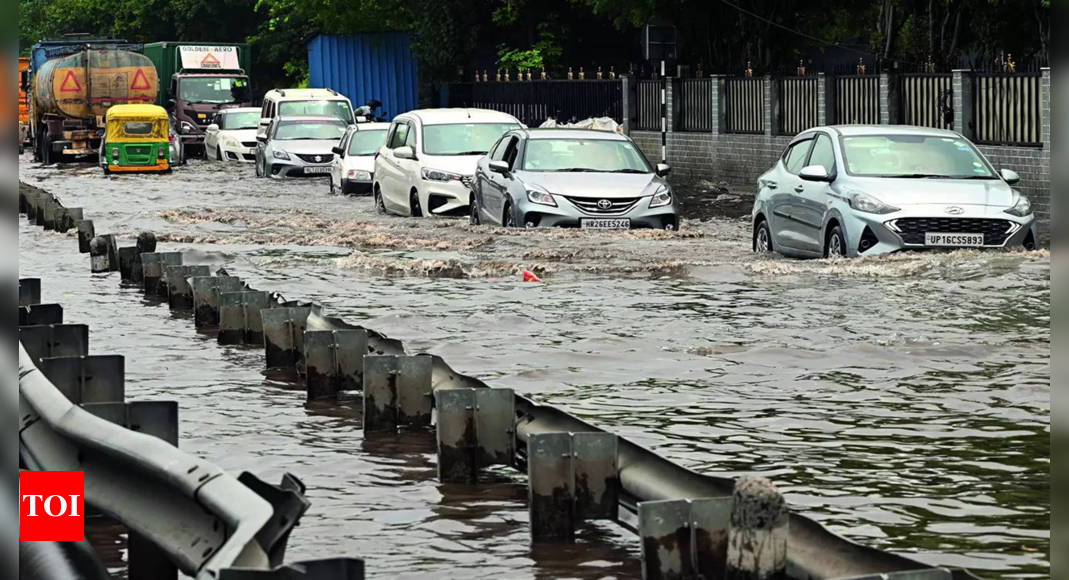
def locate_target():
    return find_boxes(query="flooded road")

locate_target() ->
[18,158,1050,578]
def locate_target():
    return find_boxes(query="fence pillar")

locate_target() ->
[817,74,828,126]
[665,77,677,134]
[952,70,975,140]
[621,76,632,136]
[879,73,892,125]
[764,75,775,137]
[1042,68,1051,150]
[712,75,727,135]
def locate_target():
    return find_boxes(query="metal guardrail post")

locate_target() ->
[638,497,732,580]
[726,476,788,580]
[527,431,618,541]
[20,324,89,364]
[261,307,311,367]
[83,400,182,580]
[363,355,433,433]
[142,252,183,297]
[19,277,41,307]
[20,303,64,326]
[118,247,139,281]
[90,235,118,273]
[78,219,96,254]
[166,265,212,310]
[220,291,273,345]
[304,330,368,401]
[39,354,125,404]
[193,276,244,329]
[56,207,83,234]
[132,232,157,284]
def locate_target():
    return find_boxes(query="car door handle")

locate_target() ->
[766,182,777,190]
[794,185,805,193]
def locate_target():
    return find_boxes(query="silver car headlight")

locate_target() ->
[1004,194,1032,217]
[221,136,240,148]
[347,170,373,181]
[526,185,556,207]
[272,150,291,160]
[849,192,900,215]
[649,186,672,208]
[421,168,463,182]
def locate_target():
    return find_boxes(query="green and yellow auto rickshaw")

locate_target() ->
[100,104,171,174]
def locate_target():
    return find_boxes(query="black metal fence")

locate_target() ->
[973,73,1043,146]
[725,77,765,134]
[635,80,662,131]
[439,80,623,127]
[898,74,953,129]
[777,77,819,136]
[835,75,880,125]
[678,79,713,132]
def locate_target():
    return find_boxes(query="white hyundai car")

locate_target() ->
[205,108,262,163]
[373,109,522,217]
[329,123,389,195]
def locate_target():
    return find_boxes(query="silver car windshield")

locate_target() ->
[423,123,520,156]
[522,139,651,173]
[841,135,997,179]
[348,130,388,156]
[274,121,347,141]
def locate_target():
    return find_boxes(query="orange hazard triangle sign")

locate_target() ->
[60,70,82,93]
[201,53,220,67]
[130,69,152,91]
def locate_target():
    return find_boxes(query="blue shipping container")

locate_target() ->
[308,33,420,121]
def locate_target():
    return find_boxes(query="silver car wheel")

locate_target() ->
[827,230,845,258]
[756,226,771,252]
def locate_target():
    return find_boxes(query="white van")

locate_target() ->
[259,89,355,133]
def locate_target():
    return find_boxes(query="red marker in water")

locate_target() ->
[522,271,541,283]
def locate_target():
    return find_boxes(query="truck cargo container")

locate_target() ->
[27,39,159,164]
[143,42,252,154]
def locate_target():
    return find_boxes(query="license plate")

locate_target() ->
[303,167,331,175]
[581,218,630,230]
[925,233,984,247]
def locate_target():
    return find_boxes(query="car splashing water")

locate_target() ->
[19,159,1050,578]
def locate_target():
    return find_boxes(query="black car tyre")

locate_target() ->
[503,201,517,228]
[216,146,223,162]
[409,190,423,218]
[825,225,847,259]
[375,187,387,214]
[754,219,774,253]
[470,198,481,225]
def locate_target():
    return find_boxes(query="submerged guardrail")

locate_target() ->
[19,182,984,580]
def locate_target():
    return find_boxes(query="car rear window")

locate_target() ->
[123,122,154,135]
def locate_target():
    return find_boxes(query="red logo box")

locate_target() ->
[20,471,85,541]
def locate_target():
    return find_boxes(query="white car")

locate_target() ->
[373,109,522,217]
[330,123,390,195]
[258,89,355,135]
[205,108,262,163]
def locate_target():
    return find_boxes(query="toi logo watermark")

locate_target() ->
[19,471,85,541]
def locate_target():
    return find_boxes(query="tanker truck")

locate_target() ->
[26,39,159,164]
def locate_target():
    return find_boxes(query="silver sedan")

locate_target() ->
[471,129,680,230]
[752,125,1039,258]
[255,115,348,179]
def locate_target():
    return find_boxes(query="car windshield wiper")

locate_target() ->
[608,168,649,174]
[446,151,488,156]
[884,174,954,179]
[556,168,600,172]
[949,175,998,180]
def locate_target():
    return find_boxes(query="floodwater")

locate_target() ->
[18,159,1050,579]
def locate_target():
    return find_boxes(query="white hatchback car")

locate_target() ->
[373,109,522,217]
[329,123,390,195]
[205,108,262,163]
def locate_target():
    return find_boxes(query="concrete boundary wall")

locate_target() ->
[627,70,1051,221]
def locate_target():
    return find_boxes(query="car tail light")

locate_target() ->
[168,133,176,144]
[111,148,119,160]
[158,147,166,159]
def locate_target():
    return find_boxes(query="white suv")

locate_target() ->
[259,89,355,134]
[373,109,522,217]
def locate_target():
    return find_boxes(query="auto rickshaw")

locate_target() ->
[100,104,172,174]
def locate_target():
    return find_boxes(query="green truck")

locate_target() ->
[142,42,252,155]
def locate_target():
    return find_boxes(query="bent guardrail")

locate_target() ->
[18,181,984,580]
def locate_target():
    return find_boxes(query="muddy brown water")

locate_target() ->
[18,158,1049,578]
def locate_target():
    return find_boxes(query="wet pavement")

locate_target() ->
[18,157,1050,578]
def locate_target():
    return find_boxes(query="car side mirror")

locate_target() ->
[1000,168,1020,185]
[799,165,833,182]
[206,124,219,132]
[332,146,344,156]
[655,163,671,177]
[394,146,417,161]
[256,134,267,143]
[488,160,510,175]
